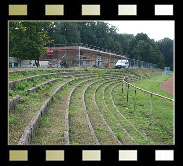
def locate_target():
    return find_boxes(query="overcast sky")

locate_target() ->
[104,21,174,41]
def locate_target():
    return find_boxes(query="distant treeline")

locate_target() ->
[9,21,173,69]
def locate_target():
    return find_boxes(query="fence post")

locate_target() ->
[127,84,129,103]
[122,81,124,98]
[134,87,136,111]
[150,93,152,125]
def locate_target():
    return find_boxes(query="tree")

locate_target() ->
[11,21,169,69]
[157,38,173,70]
[49,22,81,46]
[9,21,52,67]
[131,40,153,61]
[128,33,165,68]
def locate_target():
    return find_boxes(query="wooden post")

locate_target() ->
[150,93,152,125]
[134,87,136,111]
[78,46,80,67]
[127,84,129,103]
[122,82,124,97]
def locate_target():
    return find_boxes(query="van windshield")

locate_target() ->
[118,60,128,63]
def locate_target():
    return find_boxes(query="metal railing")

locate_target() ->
[122,77,174,125]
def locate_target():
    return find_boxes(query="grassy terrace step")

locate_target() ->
[67,76,125,145]
[9,75,67,99]
[9,69,77,75]
[9,77,73,145]
[112,81,173,145]
[30,75,125,145]
[103,82,138,145]
[69,78,100,145]
[9,68,170,145]
[109,84,152,144]
[95,80,138,145]
[84,79,121,145]
[64,78,98,145]
[9,71,99,92]
[30,76,99,145]
[93,80,124,144]
[9,70,90,83]
[9,69,61,81]
[26,78,60,93]
[9,72,75,89]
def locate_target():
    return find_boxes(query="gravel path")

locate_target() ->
[160,76,174,96]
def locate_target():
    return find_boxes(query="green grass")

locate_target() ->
[112,74,174,145]
[69,78,99,145]
[9,67,172,145]
[85,80,122,145]
[104,83,150,145]
[8,78,71,145]
[9,75,62,99]
[95,81,138,145]
[40,117,51,127]
[31,84,71,145]
[9,69,61,81]
[31,77,99,145]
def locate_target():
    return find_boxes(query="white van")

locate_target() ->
[115,59,129,69]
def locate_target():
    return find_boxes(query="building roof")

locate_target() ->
[47,46,126,58]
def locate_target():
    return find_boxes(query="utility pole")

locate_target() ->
[78,46,80,67]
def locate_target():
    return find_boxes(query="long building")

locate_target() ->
[39,46,127,67]
[9,45,157,68]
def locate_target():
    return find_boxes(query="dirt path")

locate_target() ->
[160,76,174,96]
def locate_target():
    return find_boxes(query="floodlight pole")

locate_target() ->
[78,46,80,67]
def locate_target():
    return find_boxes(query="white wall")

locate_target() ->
[39,61,49,67]
[21,60,36,67]
[9,57,19,63]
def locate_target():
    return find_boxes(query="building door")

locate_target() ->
[79,55,83,67]
[96,56,101,67]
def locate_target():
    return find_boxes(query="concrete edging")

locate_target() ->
[27,78,60,93]
[9,95,21,112]
[64,77,96,145]
[18,76,94,145]
[9,75,39,89]
[9,71,90,89]
[18,78,75,145]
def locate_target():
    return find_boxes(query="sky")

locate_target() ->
[104,21,174,41]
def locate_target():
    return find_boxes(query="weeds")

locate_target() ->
[9,114,17,127]
[40,117,51,127]
[9,68,173,145]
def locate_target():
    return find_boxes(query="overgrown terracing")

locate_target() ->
[8,68,173,145]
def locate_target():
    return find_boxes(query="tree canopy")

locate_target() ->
[9,21,52,66]
[156,38,174,70]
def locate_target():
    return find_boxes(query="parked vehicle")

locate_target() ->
[115,59,129,69]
